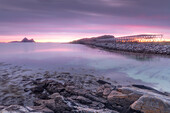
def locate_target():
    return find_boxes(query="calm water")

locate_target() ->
[0,43,170,92]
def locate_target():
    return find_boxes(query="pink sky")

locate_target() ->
[0,24,170,42]
[0,0,170,42]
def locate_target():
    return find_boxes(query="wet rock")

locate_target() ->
[107,90,141,112]
[34,99,53,105]
[130,95,170,113]
[75,106,119,113]
[96,85,105,96]
[0,106,5,111]
[96,84,114,97]
[90,101,105,109]
[103,88,112,97]
[65,87,90,97]
[34,94,73,112]
[54,95,73,112]
[27,106,54,113]
[85,93,107,104]
[45,81,65,94]
[24,88,29,92]
[76,96,92,105]
[117,87,135,94]
[37,92,50,99]
[1,105,30,113]
[48,93,60,99]
[31,86,44,93]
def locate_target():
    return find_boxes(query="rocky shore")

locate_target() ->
[72,36,170,55]
[0,68,170,113]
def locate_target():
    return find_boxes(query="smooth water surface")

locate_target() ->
[0,43,170,92]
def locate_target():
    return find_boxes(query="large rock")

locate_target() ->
[130,95,170,113]
[107,90,142,112]
[54,95,73,112]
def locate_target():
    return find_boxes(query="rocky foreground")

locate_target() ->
[1,72,170,113]
[72,35,170,55]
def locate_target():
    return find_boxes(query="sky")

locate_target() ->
[0,0,170,42]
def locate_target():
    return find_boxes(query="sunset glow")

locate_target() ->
[0,0,170,42]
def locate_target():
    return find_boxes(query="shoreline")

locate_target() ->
[0,63,170,113]
[71,40,170,56]
[88,44,170,58]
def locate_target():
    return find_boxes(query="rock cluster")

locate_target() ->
[1,76,170,113]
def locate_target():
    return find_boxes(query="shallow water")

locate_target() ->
[0,43,170,92]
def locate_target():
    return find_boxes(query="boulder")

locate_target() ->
[130,95,170,113]
[107,90,142,112]
[54,95,73,112]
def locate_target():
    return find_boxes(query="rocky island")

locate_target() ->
[72,35,170,55]
[10,37,35,43]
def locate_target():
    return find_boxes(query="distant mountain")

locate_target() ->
[21,38,35,42]
[10,37,35,43]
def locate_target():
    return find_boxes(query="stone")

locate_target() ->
[48,93,60,99]
[96,84,114,97]
[76,96,92,105]
[130,95,170,113]
[75,106,119,113]
[85,93,107,104]
[54,95,73,112]
[103,88,112,97]
[90,101,105,109]
[34,99,55,110]
[31,86,44,93]
[1,105,30,113]
[45,81,64,94]
[107,90,127,105]
[96,85,105,96]
[0,106,5,111]
[27,106,54,113]
[107,90,142,112]
[117,87,134,94]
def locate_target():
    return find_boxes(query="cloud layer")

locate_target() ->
[0,0,170,42]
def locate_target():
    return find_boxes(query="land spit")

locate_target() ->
[72,36,170,55]
[0,63,170,113]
